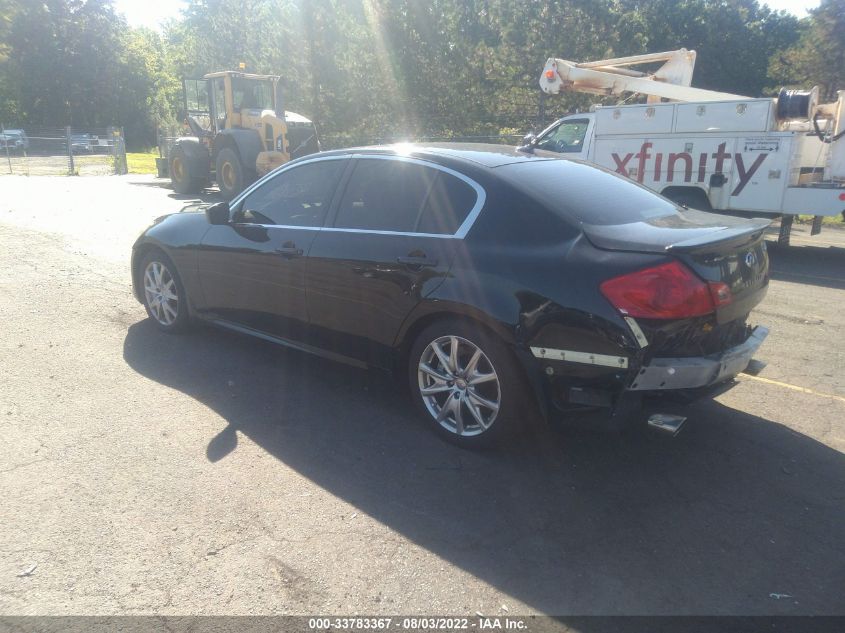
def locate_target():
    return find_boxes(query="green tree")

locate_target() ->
[0,0,19,123]
[618,0,800,97]
[769,0,845,101]
[118,27,183,148]
[0,0,180,147]
[1,0,832,150]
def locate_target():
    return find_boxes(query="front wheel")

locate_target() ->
[409,320,534,446]
[215,147,251,201]
[140,251,190,333]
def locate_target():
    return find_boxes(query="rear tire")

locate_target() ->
[215,147,251,201]
[408,319,535,447]
[139,251,190,333]
[170,145,204,194]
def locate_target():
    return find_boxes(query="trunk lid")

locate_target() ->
[585,210,770,324]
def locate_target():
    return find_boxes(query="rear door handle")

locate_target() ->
[276,241,303,258]
[397,256,438,268]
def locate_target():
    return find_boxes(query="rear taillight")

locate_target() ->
[600,260,721,319]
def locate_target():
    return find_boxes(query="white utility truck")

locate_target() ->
[527,49,845,243]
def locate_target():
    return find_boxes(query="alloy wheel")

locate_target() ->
[143,261,179,326]
[417,335,501,437]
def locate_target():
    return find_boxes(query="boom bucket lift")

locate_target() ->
[540,49,746,102]
[536,50,845,243]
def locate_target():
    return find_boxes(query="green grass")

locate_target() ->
[126,151,159,175]
[797,214,844,225]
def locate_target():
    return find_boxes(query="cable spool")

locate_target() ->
[776,87,818,120]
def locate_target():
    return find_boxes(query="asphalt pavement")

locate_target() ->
[0,175,843,617]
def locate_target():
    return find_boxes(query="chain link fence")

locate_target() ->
[155,125,183,176]
[0,126,127,176]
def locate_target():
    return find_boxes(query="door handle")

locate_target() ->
[397,255,438,268]
[275,242,303,258]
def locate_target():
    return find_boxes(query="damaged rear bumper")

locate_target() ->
[628,326,769,391]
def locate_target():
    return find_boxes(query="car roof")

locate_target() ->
[316,142,564,169]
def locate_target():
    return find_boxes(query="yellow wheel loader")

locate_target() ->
[165,71,320,200]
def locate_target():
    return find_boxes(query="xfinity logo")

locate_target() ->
[611,142,768,196]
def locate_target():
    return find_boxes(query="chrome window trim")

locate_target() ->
[229,224,460,239]
[228,152,487,239]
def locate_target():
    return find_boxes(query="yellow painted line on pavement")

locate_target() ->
[739,373,845,404]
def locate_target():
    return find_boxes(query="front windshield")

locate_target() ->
[232,78,274,111]
[535,119,590,153]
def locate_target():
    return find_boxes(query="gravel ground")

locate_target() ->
[0,175,843,616]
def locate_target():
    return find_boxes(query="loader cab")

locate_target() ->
[532,114,594,157]
[231,77,274,113]
[201,71,283,132]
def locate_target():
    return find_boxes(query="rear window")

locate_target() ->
[334,159,434,232]
[333,158,477,235]
[500,159,679,226]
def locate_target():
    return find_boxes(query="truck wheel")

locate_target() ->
[170,146,204,194]
[216,148,247,201]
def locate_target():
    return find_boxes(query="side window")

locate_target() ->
[416,172,477,234]
[536,119,589,153]
[238,159,343,226]
[333,159,436,233]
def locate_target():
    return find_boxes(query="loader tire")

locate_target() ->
[169,145,204,195]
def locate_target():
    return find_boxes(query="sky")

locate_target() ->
[113,0,186,30]
[113,0,821,30]
[761,0,821,13]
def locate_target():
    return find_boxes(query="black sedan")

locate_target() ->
[132,144,770,445]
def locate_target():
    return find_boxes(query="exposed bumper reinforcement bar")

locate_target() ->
[628,326,769,391]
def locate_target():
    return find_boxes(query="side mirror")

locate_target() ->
[517,132,537,154]
[206,201,230,225]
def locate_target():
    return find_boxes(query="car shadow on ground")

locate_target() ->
[765,241,845,291]
[123,319,845,615]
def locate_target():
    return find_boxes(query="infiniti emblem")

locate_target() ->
[745,252,756,267]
